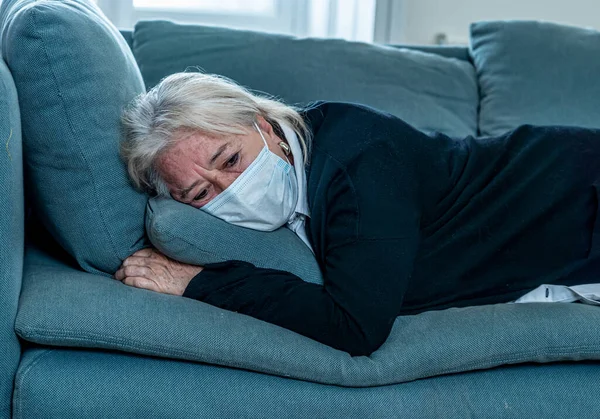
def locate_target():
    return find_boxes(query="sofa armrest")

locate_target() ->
[0,57,24,419]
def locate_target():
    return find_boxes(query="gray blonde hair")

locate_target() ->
[120,72,313,196]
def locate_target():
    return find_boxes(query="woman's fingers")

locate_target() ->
[114,265,153,281]
[121,256,157,267]
[122,276,159,292]
[131,248,154,258]
[130,248,169,264]
[114,267,124,280]
[113,252,165,294]
[113,249,199,296]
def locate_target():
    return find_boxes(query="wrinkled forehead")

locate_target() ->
[157,131,224,182]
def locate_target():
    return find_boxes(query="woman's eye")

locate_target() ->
[226,153,239,168]
[194,190,208,201]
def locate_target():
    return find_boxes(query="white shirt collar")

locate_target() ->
[278,120,310,219]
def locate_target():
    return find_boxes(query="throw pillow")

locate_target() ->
[470,20,600,136]
[146,198,323,285]
[0,0,149,275]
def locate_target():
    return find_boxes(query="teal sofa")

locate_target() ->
[2,1,600,417]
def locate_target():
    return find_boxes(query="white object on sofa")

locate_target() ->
[513,284,600,305]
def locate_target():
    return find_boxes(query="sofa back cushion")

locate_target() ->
[1,0,148,275]
[470,20,600,136]
[133,20,479,138]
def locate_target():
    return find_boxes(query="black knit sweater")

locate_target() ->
[184,101,600,357]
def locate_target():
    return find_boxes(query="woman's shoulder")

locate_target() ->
[300,100,396,125]
[300,100,419,139]
[300,100,426,165]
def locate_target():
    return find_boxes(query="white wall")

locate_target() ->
[391,0,600,45]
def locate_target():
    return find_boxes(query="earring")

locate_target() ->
[279,141,291,156]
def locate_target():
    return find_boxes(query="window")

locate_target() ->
[95,0,380,43]
[133,0,276,14]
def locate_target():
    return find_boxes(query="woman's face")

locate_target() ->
[155,115,293,208]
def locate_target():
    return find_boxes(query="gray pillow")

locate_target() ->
[146,198,323,285]
[0,0,149,275]
[470,20,600,136]
[132,20,478,138]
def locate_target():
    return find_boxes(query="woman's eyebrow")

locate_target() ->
[210,142,231,165]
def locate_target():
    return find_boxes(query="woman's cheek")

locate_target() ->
[192,199,209,209]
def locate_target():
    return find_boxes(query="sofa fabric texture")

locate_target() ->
[13,348,600,419]
[16,244,600,387]
[0,0,148,276]
[132,20,479,138]
[470,20,600,136]
[146,198,323,285]
[0,57,23,419]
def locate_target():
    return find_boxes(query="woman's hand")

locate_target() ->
[114,247,204,296]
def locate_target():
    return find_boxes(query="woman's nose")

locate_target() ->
[208,170,236,193]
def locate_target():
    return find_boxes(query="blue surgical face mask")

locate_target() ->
[200,122,299,231]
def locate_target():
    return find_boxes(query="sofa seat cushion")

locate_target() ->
[132,20,478,138]
[13,347,600,418]
[470,20,600,136]
[0,0,148,276]
[16,243,600,387]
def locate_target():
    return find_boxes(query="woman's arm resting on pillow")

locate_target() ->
[114,238,417,358]
[183,236,417,357]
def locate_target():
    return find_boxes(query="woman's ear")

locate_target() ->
[256,115,276,139]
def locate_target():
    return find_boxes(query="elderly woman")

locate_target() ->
[115,72,600,357]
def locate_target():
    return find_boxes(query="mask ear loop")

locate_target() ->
[254,122,269,148]
[254,121,292,165]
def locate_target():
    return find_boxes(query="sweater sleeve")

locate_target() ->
[183,156,421,357]
[184,236,417,357]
